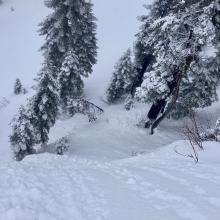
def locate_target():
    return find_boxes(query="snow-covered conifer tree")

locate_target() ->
[23,88,27,94]
[131,0,180,95]
[58,51,84,111]
[54,137,69,155]
[9,105,36,161]
[38,0,98,78]
[124,95,133,111]
[135,0,220,132]
[14,78,23,94]
[38,0,98,111]
[9,0,99,160]
[106,48,136,103]
[28,63,59,144]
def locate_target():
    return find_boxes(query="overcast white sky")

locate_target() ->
[0,0,152,96]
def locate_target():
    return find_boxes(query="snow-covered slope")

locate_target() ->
[0,0,220,219]
[1,141,220,220]
[0,0,180,163]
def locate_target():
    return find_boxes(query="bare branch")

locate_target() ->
[175,145,198,163]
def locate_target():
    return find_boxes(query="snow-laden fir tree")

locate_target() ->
[131,0,181,95]
[28,63,59,145]
[38,0,98,112]
[9,105,36,161]
[58,51,84,112]
[106,48,136,103]
[14,78,23,94]
[9,0,99,160]
[135,0,220,132]
[124,95,133,111]
[133,0,184,116]
[200,116,220,142]
[133,0,204,120]
[54,136,69,155]
[216,117,220,142]
[38,0,98,79]
[31,0,97,141]
[23,88,27,94]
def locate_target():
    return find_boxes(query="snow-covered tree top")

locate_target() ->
[136,0,220,107]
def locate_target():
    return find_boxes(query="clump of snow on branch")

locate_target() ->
[67,97,104,122]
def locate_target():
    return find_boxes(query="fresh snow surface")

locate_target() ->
[0,0,220,219]
[0,89,220,220]
[0,141,220,220]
